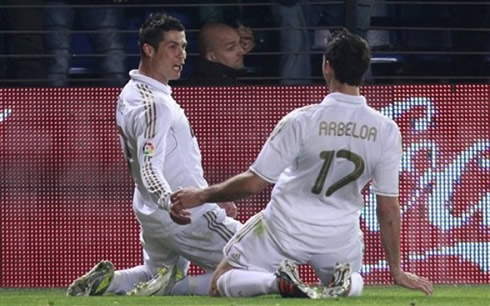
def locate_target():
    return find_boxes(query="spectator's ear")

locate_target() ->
[205,52,216,62]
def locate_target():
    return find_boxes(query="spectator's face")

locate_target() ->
[149,30,187,84]
[207,28,245,69]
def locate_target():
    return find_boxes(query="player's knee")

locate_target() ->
[216,270,233,297]
[348,272,364,297]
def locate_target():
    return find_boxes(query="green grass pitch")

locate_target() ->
[1,285,489,306]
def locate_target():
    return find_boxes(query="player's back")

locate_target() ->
[261,92,401,251]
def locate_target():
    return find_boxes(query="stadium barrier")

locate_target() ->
[0,85,488,287]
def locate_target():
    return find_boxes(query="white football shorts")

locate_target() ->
[223,211,363,284]
[140,206,243,274]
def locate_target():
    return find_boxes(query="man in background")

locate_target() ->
[185,22,254,86]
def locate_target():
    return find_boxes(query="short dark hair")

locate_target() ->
[324,29,371,86]
[198,22,236,57]
[138,13,185,54]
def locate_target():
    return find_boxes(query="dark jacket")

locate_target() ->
[183,59,246,86]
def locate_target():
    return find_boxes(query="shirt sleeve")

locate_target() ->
[134,99,173,210]
[250,111,303,183]
[371,120,402,196]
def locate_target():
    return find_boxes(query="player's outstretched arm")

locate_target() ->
[170,170,269,224]
[376,195,433,296]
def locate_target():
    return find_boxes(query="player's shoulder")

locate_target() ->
[120,80,173,109]
[268,104,317,138]
[285,104,319,121]
[279,103,335,132]
[365,105,399,128]
[119,80,143,105]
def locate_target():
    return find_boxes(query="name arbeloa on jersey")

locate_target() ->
[319,121,377,142]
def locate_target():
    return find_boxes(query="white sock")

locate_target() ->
[170,273,213,296]
[217,269,278,297]
[106,265,152,294]
[347,272,364,297]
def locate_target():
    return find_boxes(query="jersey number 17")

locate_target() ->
[311,149,365,196]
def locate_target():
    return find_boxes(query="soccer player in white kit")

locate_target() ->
[170,29,433,298]
[66,13,241,297]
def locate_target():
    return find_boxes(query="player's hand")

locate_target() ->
[393,270,433,296]
[169,202,192,225]
[170,187,205,225]
[218,201,238,219]
[237,25,255,53]
[171,187,204,208]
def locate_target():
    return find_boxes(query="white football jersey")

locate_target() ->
[251,92,402,252]
[116,70,217,235]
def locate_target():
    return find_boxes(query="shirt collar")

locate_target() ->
[321,92,366,106]
[129,69,172,95]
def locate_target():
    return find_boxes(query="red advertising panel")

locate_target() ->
[0,86,488,287]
